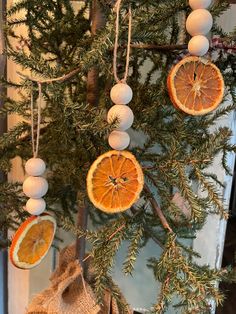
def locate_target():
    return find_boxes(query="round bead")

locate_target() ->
[186,9,213,36]
[25,158,46,176]
[23,176,48,198]
[107,105,134,131]
[110,83,133,105]
[189,0,211,10]
[108,130,130,150]
[25,198,46,215]
[188,35,209,56]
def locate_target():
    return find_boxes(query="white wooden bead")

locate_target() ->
[186,9,213,36]
[108,130,130,150]
[23,176,48,198]
[110,83,133,105]
[25,198,46,215]
[188,35,209,56]
[107,105,134,131]
[189,0,211,10]
[25,158,46,176]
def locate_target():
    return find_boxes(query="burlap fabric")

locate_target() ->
[26,244,133,314]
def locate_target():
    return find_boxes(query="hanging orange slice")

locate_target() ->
[87,150,144,213]
[167,56,224,115]
[10,214,56,269]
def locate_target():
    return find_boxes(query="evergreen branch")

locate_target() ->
[17,67,81,84]
[194,167,228,219]
[123,223,144,275]
[108,222,126,240]
[222,149,233,176]
[15,41,187,86]
[130,206,165,249]
[58,216,87,239]
[92,218,129,302]
[149,234,225,313]
[144,184,173,233]
[173,161,205,223]
[129,43,187,50]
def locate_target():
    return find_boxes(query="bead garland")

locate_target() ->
[107,0,133,150]
[187,0,212,56]
[23,83,48,216]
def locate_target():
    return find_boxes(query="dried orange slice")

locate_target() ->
[87,150,144,213]
[10,214,56,269]
[167,56,224,115]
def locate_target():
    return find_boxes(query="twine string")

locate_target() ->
[30,82,42,158]
[125,6,132,82]
[30,91,35,156]
[113,0,132,83]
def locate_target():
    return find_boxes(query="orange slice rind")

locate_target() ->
[87,150,144,213]
[167,56,224,116]
[10,214,56,269]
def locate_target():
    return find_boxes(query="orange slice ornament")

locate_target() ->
[167,56,224,115]
[87,150,144,213]
[10,214,56,269]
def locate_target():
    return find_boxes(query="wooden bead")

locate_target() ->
[107,105,134,130]
[25,158,46,176]
[108,131,130,150]
[186,9,213,36]
[189,0,211,10]
[188,35,209,56]
[110,83,133,105]
[23,176,48,198]
[25,198,46,215]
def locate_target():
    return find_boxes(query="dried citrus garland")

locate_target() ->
[10,84,56,269]
[87,0,144,213]
[168,0,225,115]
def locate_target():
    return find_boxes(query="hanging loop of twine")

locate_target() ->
[113,0,132,83]
[30,82,42,158]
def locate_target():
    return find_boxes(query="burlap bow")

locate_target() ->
[26,244,133,314]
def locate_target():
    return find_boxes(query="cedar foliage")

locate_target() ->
[1,0,236,313]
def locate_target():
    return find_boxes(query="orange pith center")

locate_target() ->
[174,60,222,111]
[91,154,140,210]
[17,220,54,264]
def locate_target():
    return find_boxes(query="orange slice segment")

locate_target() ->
[10,214,56,269]
[167,56,224,115]
[87,150,144,213]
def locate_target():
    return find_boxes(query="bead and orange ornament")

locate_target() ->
[10,83,56,269]
[87,0,144,214]
[167,0,224,115]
